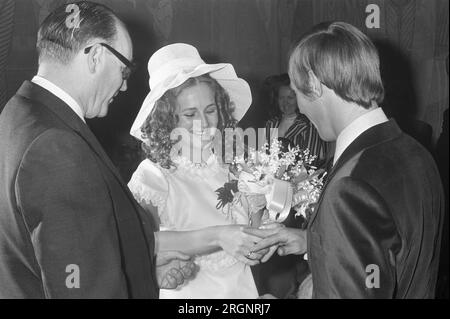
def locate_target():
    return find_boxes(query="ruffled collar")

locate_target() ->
[172,150,218,170]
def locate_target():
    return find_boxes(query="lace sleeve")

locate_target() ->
[195,251,239,271]
[128,159,172,228]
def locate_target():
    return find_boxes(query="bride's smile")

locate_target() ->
[175,82,219,140]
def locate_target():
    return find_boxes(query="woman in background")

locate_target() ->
[265,73,332,168]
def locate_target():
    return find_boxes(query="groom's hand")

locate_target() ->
[243,222,283,262]
[156,251,197,289]
[244,226,307,262]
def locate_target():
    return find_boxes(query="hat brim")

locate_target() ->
[130,63,252,141]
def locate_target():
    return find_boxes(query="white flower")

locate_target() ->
[226,139,326,224]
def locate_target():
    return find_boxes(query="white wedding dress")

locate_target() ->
[128,151,258,299]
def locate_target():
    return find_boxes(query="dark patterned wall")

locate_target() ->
[1,0,448,145]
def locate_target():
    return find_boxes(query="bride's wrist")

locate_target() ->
[213,225,228,249]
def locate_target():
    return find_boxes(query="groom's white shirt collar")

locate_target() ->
[333,107,388,165]
[32,75,86,123]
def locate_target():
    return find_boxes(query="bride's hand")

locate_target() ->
[216,225,268,266]
[244,222,285,263]
[245,225,307,261]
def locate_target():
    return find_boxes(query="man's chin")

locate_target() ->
[98,105,110,118]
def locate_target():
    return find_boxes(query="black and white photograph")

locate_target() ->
[0,0,448,304]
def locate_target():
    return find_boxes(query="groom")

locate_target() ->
[248,22,444,298]
[0,2,194,298]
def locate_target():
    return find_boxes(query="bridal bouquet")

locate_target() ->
[215,139,327,227]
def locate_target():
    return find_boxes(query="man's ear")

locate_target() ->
[307,70,322,98]
[86,44,104,74]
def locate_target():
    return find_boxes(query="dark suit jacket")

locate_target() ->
[308,120,444,298]
[0,81,159,298]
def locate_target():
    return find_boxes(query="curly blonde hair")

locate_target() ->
[141,74,237,169]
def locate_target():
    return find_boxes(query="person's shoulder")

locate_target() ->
[16,129,105,198]
[129,158,169,190]
[134,158,165,176]
[341,131,440,192]
[20,128,93,170]
[362,130,434,167]
[31,127,85,148]
[2,90,52,121]
[1,93,71,146]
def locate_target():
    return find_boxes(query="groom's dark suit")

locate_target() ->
[0,81,159,298]
[308,120,444,298]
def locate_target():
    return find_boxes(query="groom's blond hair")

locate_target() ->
[288,21,384,109]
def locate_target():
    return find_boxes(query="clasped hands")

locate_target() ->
[156,251,197,289]
[218,223,307,265]
[231,195,307,263]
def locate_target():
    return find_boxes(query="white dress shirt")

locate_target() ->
[334,107,388,165]
[31,76,86,123]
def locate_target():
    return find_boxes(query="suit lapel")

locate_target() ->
[308,120,402,227]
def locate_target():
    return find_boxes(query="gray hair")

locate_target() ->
[37,1,121,65]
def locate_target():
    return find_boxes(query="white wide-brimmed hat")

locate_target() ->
[130,43,252,142]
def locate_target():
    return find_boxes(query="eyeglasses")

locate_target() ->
[84,43,136,80]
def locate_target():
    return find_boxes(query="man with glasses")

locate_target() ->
[84,43,136,82]
[0,1,195,298]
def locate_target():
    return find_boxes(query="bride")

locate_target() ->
[128,43,265,298]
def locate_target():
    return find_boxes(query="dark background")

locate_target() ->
[0,0,448,298]
[1,0,448,148]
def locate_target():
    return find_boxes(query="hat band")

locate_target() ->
[149,57,206,90]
